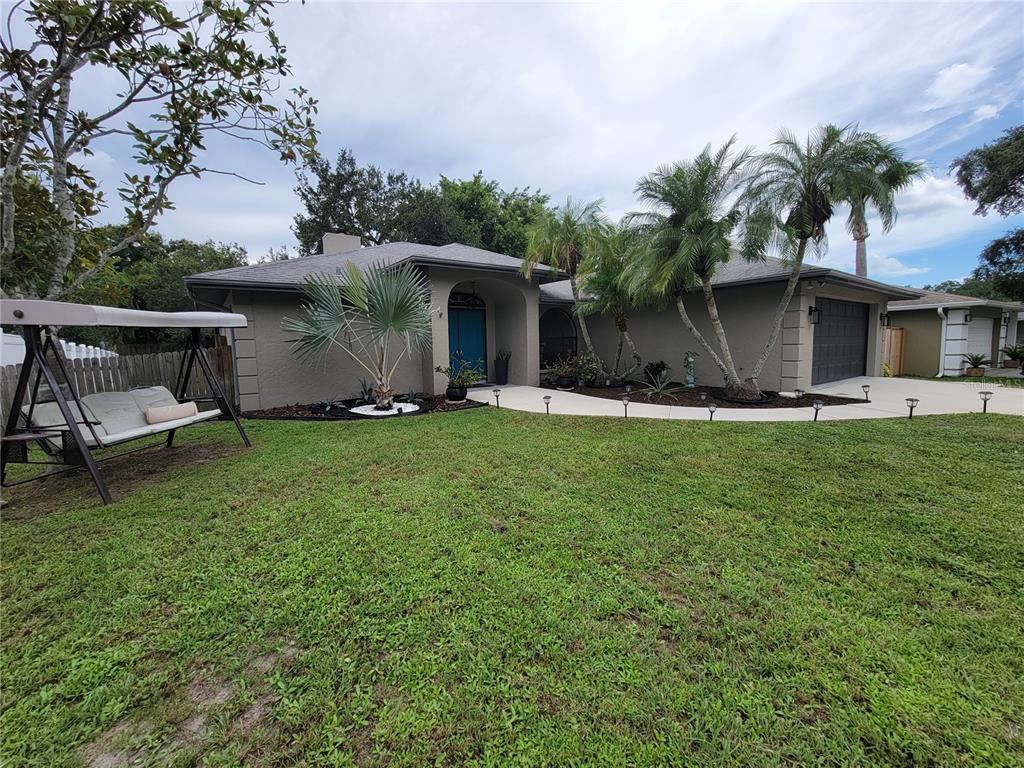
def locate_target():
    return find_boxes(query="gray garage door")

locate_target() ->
[811,298,868,384]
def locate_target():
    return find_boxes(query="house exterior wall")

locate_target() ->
[890,309,942,377]
[423,267,539,394]
[583,282,789,390]
[229,289,425,409]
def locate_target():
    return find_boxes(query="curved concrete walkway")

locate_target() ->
[470,376,1023,422]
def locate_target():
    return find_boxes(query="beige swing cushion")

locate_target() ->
[23,386,220,448]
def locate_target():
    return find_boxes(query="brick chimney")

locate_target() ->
[320,232,362,255]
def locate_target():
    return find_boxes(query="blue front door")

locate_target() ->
[449,308,486,379]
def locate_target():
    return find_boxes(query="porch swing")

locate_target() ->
[1,300,251,505]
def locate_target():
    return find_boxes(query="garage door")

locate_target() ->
[811,299,869,384]
[966,316,994,358]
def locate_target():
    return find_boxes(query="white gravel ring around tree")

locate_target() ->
[350,403,421,417]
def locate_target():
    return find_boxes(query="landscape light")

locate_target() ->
[906,397,919,419]
[542,394,551,414]
[622,395,630,418]
[625,384,632,396]
[812,400,824,422]
[861,384,870,402]
[699,391,708,403]
[979,391,993,414]
[492,388,501,408]
[793,388,804,405]
[707,402,717,422]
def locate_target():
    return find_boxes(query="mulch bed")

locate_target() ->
[244,394,485,421]
[555,384,864,409]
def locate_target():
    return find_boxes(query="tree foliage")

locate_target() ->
[292,151,549,258]
[292,149,416,254]
[950,125,1024,217]
[973,227,1024,302]
[1,0,318,298]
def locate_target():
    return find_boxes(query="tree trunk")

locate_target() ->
[45,73,77,300]
[373,380,394,410]
[570,276,606,375]
[749,238,809,391]
[854,235,868,278]
[621,328,642,379]
[674,294,730,379]
[700,277,746,397]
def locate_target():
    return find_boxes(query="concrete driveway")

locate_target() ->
[469,376,1023,422]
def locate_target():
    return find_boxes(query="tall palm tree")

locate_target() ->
[576,222,642,379]
[522,197,608,371]
[282,262,431,409]
[847,154,924,277]
[744,124,899,395]
[627,138,769,398]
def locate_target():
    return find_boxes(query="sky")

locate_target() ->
[40,1,1024,286]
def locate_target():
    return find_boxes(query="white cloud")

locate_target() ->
[925,63,993,107]
[971,103,1001,123]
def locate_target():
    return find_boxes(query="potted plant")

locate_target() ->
[494,349,511,385]
[550,355,578,390]
[1000,344,1023,368]
[435,355,484,402]
[962,352,991,377]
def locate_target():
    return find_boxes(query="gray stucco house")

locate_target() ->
[185,235,918,411]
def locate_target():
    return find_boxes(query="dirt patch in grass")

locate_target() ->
[77,720,152,768]
[1,438,244,520]
[562,384,863,408]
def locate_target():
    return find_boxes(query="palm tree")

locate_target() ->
[576,222,642,379]
[847,153,924,277]
[627,138,769,398]
[743,124,902,395]
[522,197,608,371]
[281,262,431,409]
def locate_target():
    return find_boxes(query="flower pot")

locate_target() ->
[965,367,986,377]
[494,358,509,385]
[446,386,467,402]
[1003,359,1020,368]
[555,375,577,390]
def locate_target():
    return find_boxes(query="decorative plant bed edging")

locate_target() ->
[554,384,863,409]
[244,395,485,421]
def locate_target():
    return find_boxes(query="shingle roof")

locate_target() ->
[539,256,919,304]
[186,241,556,289]
[888,290,1024,312]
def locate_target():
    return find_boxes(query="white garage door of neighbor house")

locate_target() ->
[966,316,993,357]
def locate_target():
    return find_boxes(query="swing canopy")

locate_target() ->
[1,300,250,505]
[1,299,246,328]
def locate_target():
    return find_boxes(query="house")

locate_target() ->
[185,236,918,410]
[541,257,918,390]
[886,291,1022,377]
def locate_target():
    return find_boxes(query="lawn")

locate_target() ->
[2,410,1022,766]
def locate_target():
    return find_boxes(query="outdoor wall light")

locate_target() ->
[812,400,824,421]
[979,391,993,413]
[707,402,717,421]
[879,313,891,327]
[793,388,804,405]
[906,397,919,419]
[542,394,552,414]
[861,384,870,402]
[492,388,501,408]
[1002,314,1010,326]
[808,306,822,325]
[964,312,972,323]
[622,395,630,418]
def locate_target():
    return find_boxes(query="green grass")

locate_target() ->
[2,411,1023,766]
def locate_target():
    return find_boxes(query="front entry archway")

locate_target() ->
[448,292,486,378]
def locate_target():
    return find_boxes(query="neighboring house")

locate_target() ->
[887,291,1022,377]
[185,236,918,409]
[542,257,917,390]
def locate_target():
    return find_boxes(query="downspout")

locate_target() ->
[935,306,947,378]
